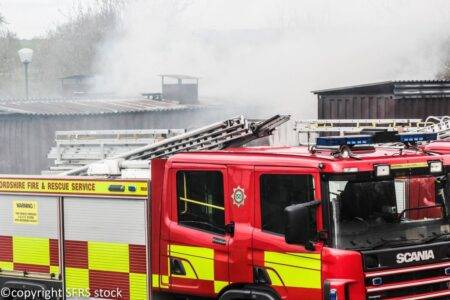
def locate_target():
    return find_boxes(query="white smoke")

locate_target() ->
[95,0,450,118]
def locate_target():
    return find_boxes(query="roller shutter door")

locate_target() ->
[63,197,148,299]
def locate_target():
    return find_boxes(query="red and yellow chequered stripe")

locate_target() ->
[0,235,59,276]
[65,240,147,299]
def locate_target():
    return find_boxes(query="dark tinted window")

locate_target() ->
[260,174,314,235]
[177,171,225,234]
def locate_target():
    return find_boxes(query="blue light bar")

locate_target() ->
[316,132,437,147]
[316,135,373,147]
[397,132,437,143]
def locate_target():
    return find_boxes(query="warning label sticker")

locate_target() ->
[13,201,38,224]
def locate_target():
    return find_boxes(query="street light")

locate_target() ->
[18,48,34,100]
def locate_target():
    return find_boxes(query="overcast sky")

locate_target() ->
[0,0,97,39]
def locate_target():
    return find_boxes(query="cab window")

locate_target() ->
[260,174,315,235]
[176,171,225,235]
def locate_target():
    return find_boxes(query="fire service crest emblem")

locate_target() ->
[232,186,246,207]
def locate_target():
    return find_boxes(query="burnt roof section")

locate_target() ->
[312,80,450,99]
[0,96,204,116]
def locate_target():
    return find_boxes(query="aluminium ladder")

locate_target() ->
[46,129,186,174]
[61,115,290,176]
[294,118,427,145]
[414,116,450,140]
[294,117,450,145]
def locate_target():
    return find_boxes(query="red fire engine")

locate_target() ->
[1,116,450,300]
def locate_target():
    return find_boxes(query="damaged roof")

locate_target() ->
[312,80,450,99]
[0,97,204,116]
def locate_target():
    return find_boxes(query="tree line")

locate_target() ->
[0,1,449,99]
[0,1,123,98]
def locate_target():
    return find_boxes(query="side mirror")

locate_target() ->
[284,200,320,249]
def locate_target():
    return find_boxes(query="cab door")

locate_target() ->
[252,166,323,300]
[167,163,230,297]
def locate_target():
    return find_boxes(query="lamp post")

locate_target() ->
[18,48,34,100]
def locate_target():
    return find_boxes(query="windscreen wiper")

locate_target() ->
[419,232,450,244]
[397,204,444,221]
[359,237,406,250]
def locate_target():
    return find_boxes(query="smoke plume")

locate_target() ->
[95,0,450,118]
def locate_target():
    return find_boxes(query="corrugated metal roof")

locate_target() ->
[312,80,450,98]
[0,97,203,116]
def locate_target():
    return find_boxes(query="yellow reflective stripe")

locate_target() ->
[391,162,428,169]
[161,275,169,288]
[151,274,169,289]
[0,262,14,271]
[169,244,214,281]
[265,252,321,270]
[65,267,89,290]
[172,260,197,279]
[0,178,148,197]
[130,273,147,300]
[50,266,60,276]
[13,237,49,266]
[214,281,228,294]
[266,269,283,286]
[179,197,225,211]
[170,244,214,259]
[152,274,160,288]
[264,251,321,289]
[88,242,129,273]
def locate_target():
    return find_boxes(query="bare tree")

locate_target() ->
[0,0,124,98]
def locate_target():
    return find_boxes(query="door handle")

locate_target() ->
[212,236,226,245]
[225,222,235,237]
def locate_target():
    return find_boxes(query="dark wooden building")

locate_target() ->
[314,80,450,120]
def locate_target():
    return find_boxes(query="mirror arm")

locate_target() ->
[305,241,316,251]
[306,200,321,251]
[305,200,321,209]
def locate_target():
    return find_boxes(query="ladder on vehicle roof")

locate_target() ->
[44,129,187,175]
[294,116,450,145]
[294,118,434,145]
[61,115,290,176]
[413,116,450,140]
[295,119,425,135]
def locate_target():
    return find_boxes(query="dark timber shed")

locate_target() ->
[314,80,450,120]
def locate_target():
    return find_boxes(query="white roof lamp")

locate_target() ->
[18,48,34,64]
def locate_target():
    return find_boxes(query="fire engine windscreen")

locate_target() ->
[329,175,450,250]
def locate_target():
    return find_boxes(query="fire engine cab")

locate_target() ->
[1,117,450,300]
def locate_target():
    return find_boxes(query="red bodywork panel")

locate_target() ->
[150,145,450,300]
